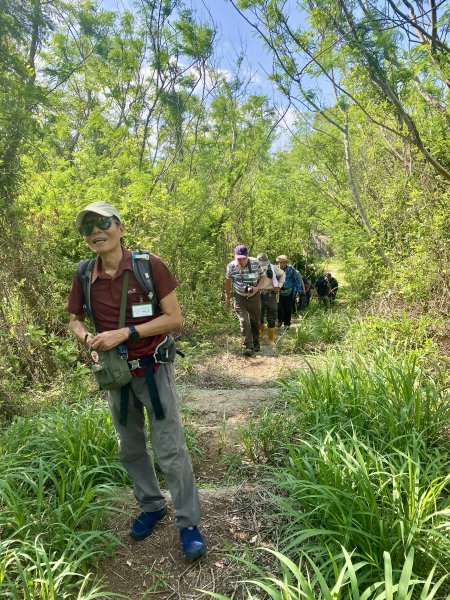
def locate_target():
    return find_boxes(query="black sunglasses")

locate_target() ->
[79,216,118,236]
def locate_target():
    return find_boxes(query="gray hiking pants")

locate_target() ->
[234,292,261,349]
[108,362,201,529]
[260,291,278,328]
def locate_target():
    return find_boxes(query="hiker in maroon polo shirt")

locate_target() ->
[67,201,205,561]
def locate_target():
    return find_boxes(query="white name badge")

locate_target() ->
[131,303,154,318]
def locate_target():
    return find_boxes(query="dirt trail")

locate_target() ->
[96,342,307,599]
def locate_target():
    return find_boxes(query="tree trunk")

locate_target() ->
[342,118,393,267]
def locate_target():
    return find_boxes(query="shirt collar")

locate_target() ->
[91,248,132,282]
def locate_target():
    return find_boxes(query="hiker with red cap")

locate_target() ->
[225,244,266,356]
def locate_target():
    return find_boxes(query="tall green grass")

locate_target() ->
[0,400,129,598]
[204,547,450,600]
[347,313,446,358]
[281,350,450,452]
[292,308,351,352]
[272,433,450,578]
[234,347,450,593]
[239,350,450,468]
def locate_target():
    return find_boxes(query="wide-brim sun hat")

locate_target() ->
[75,201,121,230]
[257,252,269,265]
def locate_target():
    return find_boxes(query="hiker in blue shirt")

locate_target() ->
[275,255,301,330]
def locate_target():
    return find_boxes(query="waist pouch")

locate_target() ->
[154,334,176,363]
[89,348,132,390]
[280,287,293,297]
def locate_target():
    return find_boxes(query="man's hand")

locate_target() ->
[90,328,128,351]
[273,286,280,293]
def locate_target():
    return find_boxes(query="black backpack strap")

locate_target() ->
[131,250,159,307]
[76,258,96,328]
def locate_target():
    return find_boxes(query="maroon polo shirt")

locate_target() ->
[67,248,180,364]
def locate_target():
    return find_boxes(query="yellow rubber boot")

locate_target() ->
[268,327,276,344]
[259,323,266,338]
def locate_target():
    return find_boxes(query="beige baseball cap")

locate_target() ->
[75,201,121,230]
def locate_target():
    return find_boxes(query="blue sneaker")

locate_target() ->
[180,526,206,561]
[129,508,166,540]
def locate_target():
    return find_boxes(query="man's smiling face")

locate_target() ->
[82,212,124,254]
[236,257,249,267]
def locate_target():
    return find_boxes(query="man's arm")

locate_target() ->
[69,313,93,345]
[293,270,301,297]
[225,278,232,309]
[251,274,267,293]
[75,291,183,352]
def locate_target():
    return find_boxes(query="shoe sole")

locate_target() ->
[184,546,207,561]
[129,511,166,540]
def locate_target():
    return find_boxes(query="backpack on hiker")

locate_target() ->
[316,275,328,296]
[75,251,159,392]
[76,250,159,327]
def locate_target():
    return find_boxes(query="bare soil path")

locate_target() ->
[95,339,307,599]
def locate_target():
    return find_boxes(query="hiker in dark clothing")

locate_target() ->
[327,273,339,303]
[315,275,330,308]
[299,275,310,310]
[276,255,301,329]
[292,267,306,314]
[305,279,313,306]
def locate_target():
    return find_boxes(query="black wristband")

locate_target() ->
[84,333,90,344]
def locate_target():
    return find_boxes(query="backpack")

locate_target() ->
[76,250,158,328]
[329,277,338,290]
[316,275,328,295]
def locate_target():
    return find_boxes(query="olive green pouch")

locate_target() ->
[88,270,132,390]
[89,348,132,390]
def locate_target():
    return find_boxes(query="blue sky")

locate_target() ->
[100,0,298,144]
[190,1,276,95]
[101,0,278,97]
